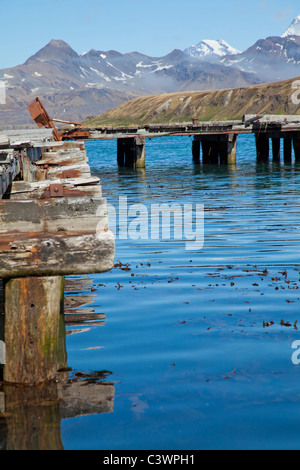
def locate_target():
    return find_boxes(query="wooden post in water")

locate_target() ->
[201,140,212,164]
[255,133,269,162]
[3,276,66,385]
[293,137,300,162]
[117,138,126,167]
[272,138,281,162]
[117,137,145,169]
[134,136,146,169]
[200,134,237,165]
[284,137,292,163]
[224,133,237,165]
[192,138,201,164]
[201,137,219,164]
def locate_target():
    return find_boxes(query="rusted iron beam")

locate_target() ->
[28,98,91,141]
[28,98,62,141]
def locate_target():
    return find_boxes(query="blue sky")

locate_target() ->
[0,0,299,68]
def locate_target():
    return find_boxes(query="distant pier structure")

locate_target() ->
[25,99,300,168]
[64,114,300,168]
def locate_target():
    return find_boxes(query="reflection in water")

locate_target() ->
[0,276,115,450]
[0,372,115,450]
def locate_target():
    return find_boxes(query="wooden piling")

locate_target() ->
[256,133,269,162]
[272,138,281,162]
[201,139,219,164]
[226,133,237,165]
[284,137,292,163]
[117,137,145,169]
[134,136,146,169]
[117,138,126,167]
[293,137,300,162]
[3,276,66,385]
[192,139,201,164]
[199,134,237,165]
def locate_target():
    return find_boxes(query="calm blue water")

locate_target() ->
[61,135,300,450]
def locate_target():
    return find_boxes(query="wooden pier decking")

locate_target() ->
[0,130,115,384]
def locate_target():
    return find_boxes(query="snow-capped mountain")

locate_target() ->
[221,34,300,82]
[1,14,300,128]
[0,40,259,127]
[282,15,300,37]
[184,39,240,59]
[219,15,300,82]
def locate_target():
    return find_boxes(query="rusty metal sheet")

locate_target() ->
[27,99,48,128]
[28,98,62,141]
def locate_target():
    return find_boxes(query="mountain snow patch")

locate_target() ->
[184,39,240,58]
[282,15,300,37]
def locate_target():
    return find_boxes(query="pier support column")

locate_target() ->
[272,138,281,162]
[201,138,219,165]
[199,134,237,165]
[3,276,66,385]
[117,137,145,169]
[226,133,237,165]
[284,137,292,163]
[192,138,201,164]
[255,133,269,162]
[117,138,126,167]
[293,137,300,162]
[134,136,146,169]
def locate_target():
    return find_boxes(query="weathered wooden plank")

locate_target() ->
[36,153,87,167]
[37,147,88,167]
[0,197,108,233]
[43,141,86,151]
[36,163,91,181]
[0,135,10,148]
[5,179,102,200]
[0,231,115,278]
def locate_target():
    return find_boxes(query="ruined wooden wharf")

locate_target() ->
[74,114,300,168]
[1,99,300,387]
[0,128,115,385]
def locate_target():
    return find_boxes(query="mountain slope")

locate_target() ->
[84,76,300,127]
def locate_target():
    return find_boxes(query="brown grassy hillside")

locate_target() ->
[84,76,300,127]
